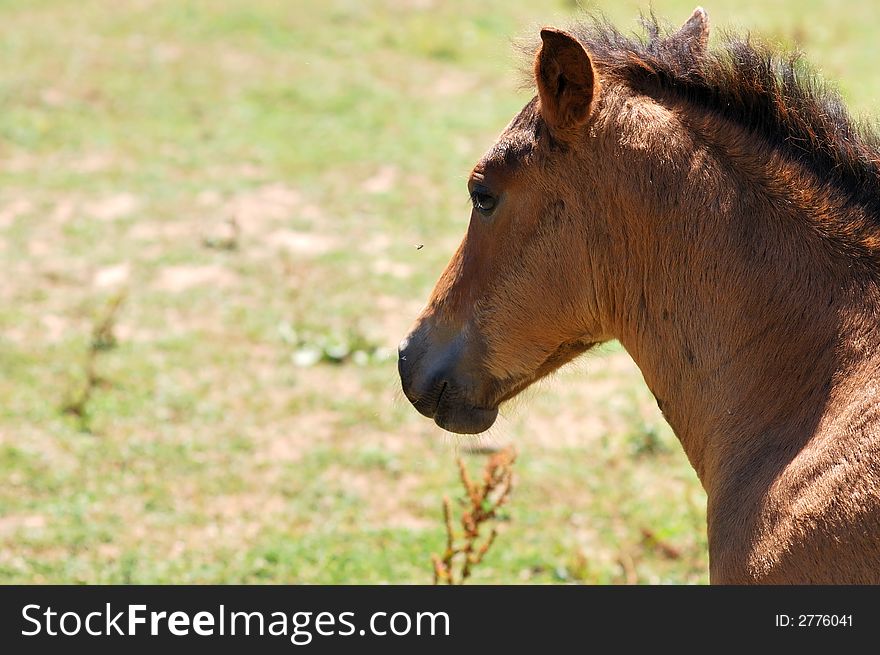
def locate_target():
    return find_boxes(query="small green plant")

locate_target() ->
[432,445,516,584]
[280,322,393,367]
[61,291,126,431]
[202,216,240,251]
[90,292,125,352]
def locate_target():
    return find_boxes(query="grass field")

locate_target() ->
[1,0,877,584]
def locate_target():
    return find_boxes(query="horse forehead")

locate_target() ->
[475,96,541,172]
[478,129,536,172]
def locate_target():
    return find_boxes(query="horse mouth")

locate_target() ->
[401,373,499,434]
[432,382,499,434]
[434,403,499,434]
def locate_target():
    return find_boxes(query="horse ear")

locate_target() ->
[665,7,710,56]
[534,28,598,133]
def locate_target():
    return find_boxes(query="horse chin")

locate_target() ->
[539,339,599,374]
[434,404,499,435]
[495,339,600,406]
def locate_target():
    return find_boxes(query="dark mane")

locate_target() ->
[565,14,880,217]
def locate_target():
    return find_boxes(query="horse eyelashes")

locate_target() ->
[470,189,497,216]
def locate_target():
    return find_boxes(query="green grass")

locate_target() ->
[1,0,878,583]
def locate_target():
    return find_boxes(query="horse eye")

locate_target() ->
[471,191,497,215]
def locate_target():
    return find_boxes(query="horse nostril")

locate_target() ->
[397,333,422,397]
[397,325,461,418]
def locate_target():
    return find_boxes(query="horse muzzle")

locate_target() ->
[398,324,498,434]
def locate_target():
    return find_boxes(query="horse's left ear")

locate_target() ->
[534,28,598,134]
[664,7,710,56]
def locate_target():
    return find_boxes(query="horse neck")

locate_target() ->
[596,99,880,496]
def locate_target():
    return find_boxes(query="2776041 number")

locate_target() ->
[775,614,853,627]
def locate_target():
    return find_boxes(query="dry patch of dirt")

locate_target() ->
[320,465,431,529]
[153,264,238,293]
[265,229,335,256]
[251,410,340,467]
[205,492,286,523]
[388,0,436,10]
[150,491,288,553]
[371,258,412,279]
[70,151,119,174]
[0,514,47,536]
[0,198,34,228]
[40,313,73,343]
[85,192,139,221]
[93,262,131,289]
[50,198,76,224]
[365,233,392,252]
[292,365,370,403]
[7,150,126,176]
[232,183,302,228]
[218,49,261,73]
[430,70,478,97]
[0,429,80,474]
[189,183,334,258]
[128,218,199,242]
[362,165,398,194]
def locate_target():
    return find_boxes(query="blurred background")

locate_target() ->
[1,0,876,583]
